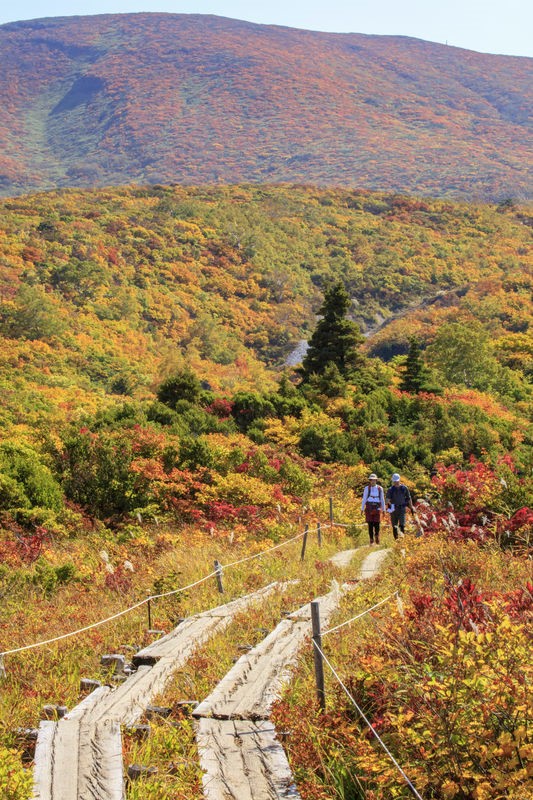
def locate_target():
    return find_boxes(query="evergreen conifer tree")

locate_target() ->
[400,337,432,393]
[299,282,365,382]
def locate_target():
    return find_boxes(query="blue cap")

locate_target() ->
[392,473,401,482]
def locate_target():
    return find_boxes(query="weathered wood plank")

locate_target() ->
[78,719,124,800]
[193,551,391,800]
[196,718,300,800]
[358,548,390,578]
[329,548,358,568]
[193,586,342,721]
[134,581,282,663]
[33,722,56,800]
[33,580,284,800]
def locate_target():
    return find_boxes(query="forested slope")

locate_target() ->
[0,185,531,439]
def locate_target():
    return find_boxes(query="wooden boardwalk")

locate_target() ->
[193,548,390,800]
[33,582,282,800]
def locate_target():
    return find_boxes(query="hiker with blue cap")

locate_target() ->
[386,473,414,540]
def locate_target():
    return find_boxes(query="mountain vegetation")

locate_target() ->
[0,183,531,798]
[0,13,532,200]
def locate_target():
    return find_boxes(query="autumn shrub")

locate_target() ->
[0,745,32,800]
[199,473,275,507]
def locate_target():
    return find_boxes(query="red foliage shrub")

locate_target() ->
[205,398,233,418]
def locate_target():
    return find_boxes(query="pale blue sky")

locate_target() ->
[1,0,531,58]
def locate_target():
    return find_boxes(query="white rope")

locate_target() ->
[0,524,329,658]
[0,598,150,657]
[322,593,399,636]
[313,641,424,800]
[223,529,307,568]
[332,522,367,528]
[140,570,220,602]
[222,522,331,569]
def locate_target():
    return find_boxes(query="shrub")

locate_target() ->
[0,473,30,510]
[156,369,201,407]
[279,459,314,498]
[0,443,63,511]
[0,746,32,800]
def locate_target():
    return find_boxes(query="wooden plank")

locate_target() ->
[196,718,300,800]
[329,548,357,568]
[33,722,56,800]
[193,586,343,721]
[358,548,390,579]
[78,719,124,800]
[33,688,113,800]
[33,580,285,800]
[135,581,283,663]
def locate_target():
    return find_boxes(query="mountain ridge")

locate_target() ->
[0,13,532,199]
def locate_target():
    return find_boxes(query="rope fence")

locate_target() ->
[321,592,399,636]
[0,521,332,659]
[312,640,424,800]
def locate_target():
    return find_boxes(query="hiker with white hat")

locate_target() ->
[386,472,414,539]
[361,473,385,544]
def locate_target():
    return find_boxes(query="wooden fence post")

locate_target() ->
[317,522,322,548]
[147,596,152,630]
[311,601,325,711]
[329,497,334,525]
[214,560,224,593]
[300,525,309,561]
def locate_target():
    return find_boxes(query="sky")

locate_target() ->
[0,0,531,58]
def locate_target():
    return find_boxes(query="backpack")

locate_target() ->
[366,484,384,504]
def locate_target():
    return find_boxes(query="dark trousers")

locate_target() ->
[367,521,380,543]
[390,507,406,539]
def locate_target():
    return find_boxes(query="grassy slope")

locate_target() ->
[0,14,532,200]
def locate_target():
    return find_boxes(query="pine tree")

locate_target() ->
[299,282,365,382]
[400,337,433,393]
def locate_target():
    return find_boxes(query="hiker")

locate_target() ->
[361,473,385,544]
[386,473,414,540]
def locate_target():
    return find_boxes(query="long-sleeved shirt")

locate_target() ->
[385,483,413,510]
[361,484,386,512]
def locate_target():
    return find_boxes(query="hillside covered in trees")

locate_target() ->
[0,183,531,799]
[0,13,532,200]
[0,182,531,512]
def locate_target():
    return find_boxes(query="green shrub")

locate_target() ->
[32,560,77,596]
[0,444,63,511]
[0,473,30,510]
[279,459,313,498]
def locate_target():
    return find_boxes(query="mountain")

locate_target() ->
[0,13,531,200]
